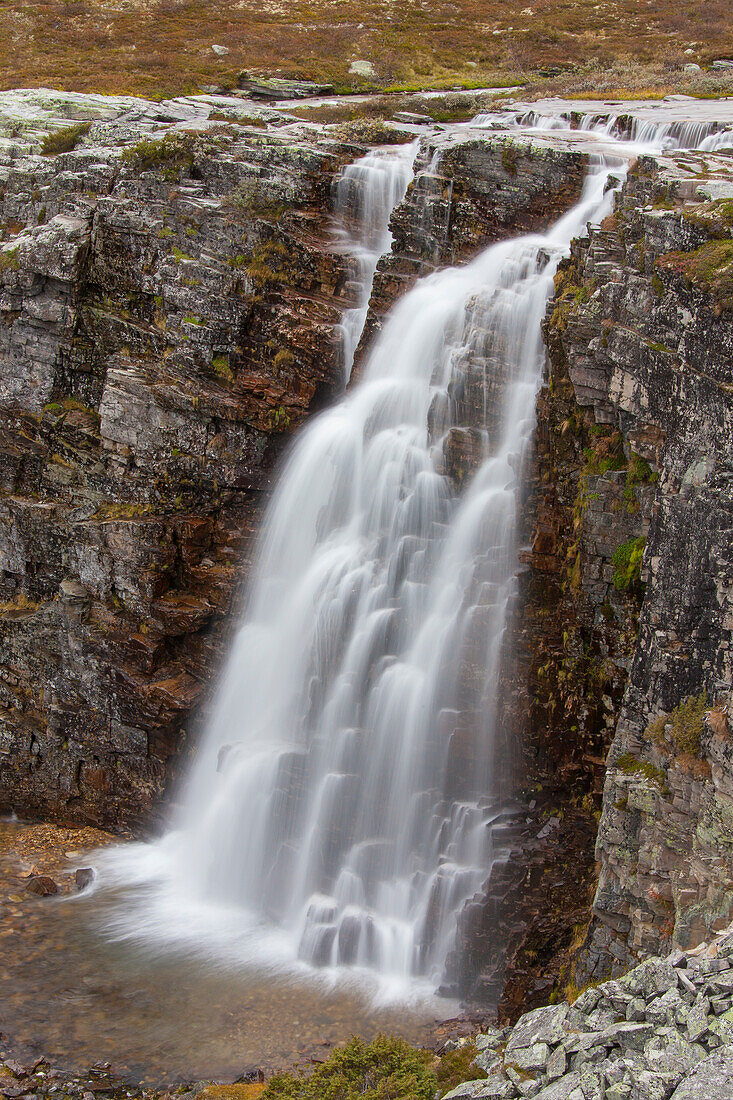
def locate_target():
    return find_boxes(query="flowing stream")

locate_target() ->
[91,113,721,1005]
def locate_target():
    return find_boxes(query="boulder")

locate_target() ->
[669,1047,733,1098]
[25,875,58,896]
[506,1004,569,1052]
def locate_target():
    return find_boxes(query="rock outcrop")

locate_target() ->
[361,129,586,350]
[445,930,733,1100]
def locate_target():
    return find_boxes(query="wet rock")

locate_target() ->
[24,875,58,896]
[74,868,94,889]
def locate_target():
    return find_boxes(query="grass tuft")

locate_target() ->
[41,121,91,155]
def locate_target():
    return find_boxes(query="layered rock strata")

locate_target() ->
[538,149,733,984]
[0,90,358,828]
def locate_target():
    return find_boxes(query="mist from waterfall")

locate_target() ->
[92,114,705,1003]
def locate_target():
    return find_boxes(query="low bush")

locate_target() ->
[261,1034,436,1100]
[333,119,414,146]
[122,132,230,180]
[435,1042,487,1094]
[41,121,91,155]
[648,692,709,756]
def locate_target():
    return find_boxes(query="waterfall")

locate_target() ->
[94,113,703,1001]
[474,107,733,153]
[331,144,416,381]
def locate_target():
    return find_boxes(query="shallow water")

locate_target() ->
[0,821,445,1086]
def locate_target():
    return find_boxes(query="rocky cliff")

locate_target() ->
[0,89,359,828]
[538,147,733,988]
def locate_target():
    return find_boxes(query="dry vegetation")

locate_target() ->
[1,0,733,101]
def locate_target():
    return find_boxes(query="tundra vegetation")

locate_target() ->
[0,0,732,100]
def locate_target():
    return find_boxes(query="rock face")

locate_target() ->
[538,149,733,985]
[361,129,585,350]
[0,90,356,828]
[448,142,733,1011]
[445,931,733,1100]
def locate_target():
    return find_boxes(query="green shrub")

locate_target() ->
[582,429,625,476]
[648,692,709,756]
[122,131,229,180]
[41,121,91,155]
[611,536,645,591]
[261,1035,436,1100]
[435,1042,487,1094]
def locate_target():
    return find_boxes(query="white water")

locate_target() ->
[475,106,733,152]
[92,113,712,1003]
[331,144,416,381]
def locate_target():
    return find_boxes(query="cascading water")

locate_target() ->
[474,106,733,152]
[93,111,713,1002]
[331,144,416,381]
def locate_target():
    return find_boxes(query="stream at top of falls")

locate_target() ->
[0,111,723,1084]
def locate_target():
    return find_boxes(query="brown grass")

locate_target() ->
[1,0,733,100]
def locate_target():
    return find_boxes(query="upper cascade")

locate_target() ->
[331,144,416,382]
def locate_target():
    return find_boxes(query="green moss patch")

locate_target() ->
[611,536,645,592]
